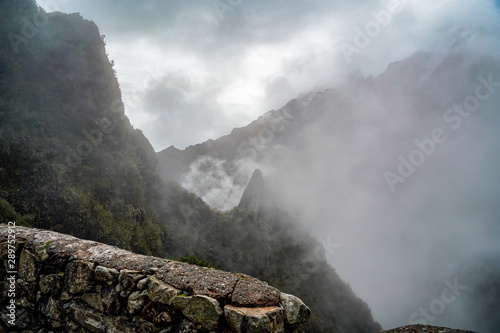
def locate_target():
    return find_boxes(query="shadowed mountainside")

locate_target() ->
[0,1,382,332]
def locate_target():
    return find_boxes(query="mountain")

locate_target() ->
[0,0,163,255]
[0,1,383,332]
[157,89,326,185]
[238,169,267,214]
[155,51,459,193]
[155,45,500,331]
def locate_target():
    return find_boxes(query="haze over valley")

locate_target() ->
[1,0,500,332]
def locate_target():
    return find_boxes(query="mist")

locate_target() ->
[53,0,500,151]
[180,43,500,331]
[267,55,500,330]
[49,0,500,330]
[180,155,268,210]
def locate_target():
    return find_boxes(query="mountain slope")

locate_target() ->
[177,169,382,333]
[0,1,383,332]
[156,90,326,184]
[0,0,163,254]
[155,46,500,332]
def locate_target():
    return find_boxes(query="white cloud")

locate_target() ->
[53,0,500,148]
[42,0,500,330]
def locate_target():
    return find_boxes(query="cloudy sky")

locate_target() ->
[33,1,500,330]
[39,0,500,151]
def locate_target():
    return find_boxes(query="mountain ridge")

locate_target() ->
[156,51,447,193]
[0,1,384,331]
[155,44,500,332]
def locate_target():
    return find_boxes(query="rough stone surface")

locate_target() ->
[19,249,37,282]
[127,290,149,314]
[95,265,119,282]
[105,316,136,333]
[172,294,223,330]
[177,319,198,333]
[191,268,239,300]
[0,225,310,332]
[231,276,281,307]
[141,301,174,325]
[34,244,49,261]
[68,302,106,332]
[119,269,145,291]
[157,261,240,301]
[225,305,285,333]
[101,284,121,315]
[66,260,95,294]
[39,273,63,295]
[39,297,64,327]
[148,275,180,305]
[280,292,311,325]
[82,292,104,312]
[137,277,148,290]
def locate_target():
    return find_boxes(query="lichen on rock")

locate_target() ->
[225,305,285,333]
[0,225,310,332]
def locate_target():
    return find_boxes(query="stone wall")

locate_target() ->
[0,225,310,332]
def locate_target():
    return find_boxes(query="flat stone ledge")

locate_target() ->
[0,226,280,306]
[0,224,310,332]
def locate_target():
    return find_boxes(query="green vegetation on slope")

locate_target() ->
[0,1,381,331]
[0,0,162,255]
[157,177,382,332]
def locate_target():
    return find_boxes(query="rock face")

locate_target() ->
[0,225,310,332]
[238,169,268,215]
[225,305,285,333]
[172,295,223,330]
[279,293,311,325]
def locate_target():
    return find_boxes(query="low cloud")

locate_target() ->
[180,155,266,211]
[52,0,500,150]
[43,0,500,330]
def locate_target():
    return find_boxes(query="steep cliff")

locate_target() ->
[0,1,383,332]
[178,170,382,333]
[155,44,500,332]
[238,169,267,215]
[0,0,163,255]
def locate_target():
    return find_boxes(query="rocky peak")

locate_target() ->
[238,169,268,214]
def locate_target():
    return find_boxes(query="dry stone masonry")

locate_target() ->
[0,225,310,332]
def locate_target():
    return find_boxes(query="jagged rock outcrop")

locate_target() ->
[0,224,310,332]
[238,169,266,212]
